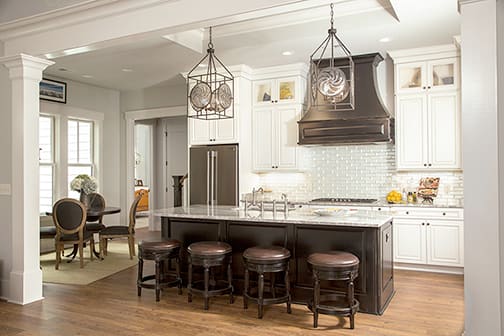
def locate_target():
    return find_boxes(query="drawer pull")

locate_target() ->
[385,233,389,242]
[443,212,446,216]
[406,211,409,215]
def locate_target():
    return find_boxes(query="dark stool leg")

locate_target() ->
[285,266,291,314]
[155,258,161,302]
[137,257,143,297]
[243,267,249,309]
[176,257,182,295]
[204,265,210,310]
[348,277,355,329]
[188,260,193,303]
[258,271,264,319]
[227,262,234,304]
[313,272,320,328]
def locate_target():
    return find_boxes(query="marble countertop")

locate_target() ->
[154,205,393,228]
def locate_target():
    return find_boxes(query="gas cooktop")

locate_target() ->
[310,198,378,204]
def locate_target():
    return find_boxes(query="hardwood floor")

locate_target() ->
[0,229,464,336]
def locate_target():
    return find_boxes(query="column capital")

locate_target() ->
[0,53,54,80]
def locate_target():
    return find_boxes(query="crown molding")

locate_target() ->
[0,0,172,41]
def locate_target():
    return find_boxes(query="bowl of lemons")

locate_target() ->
[386,190,403,204]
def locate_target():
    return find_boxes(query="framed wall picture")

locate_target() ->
[40,78,67,104]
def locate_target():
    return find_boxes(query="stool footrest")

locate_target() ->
[189,279,233,297]
[308,294,359,316]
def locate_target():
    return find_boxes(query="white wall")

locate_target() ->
[120,82,187,112]
[0,41,12,299]
[460,0,502,334]
[134,123,152,186]
[41,76,122,223]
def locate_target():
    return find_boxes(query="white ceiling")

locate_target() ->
[43,0,460,91]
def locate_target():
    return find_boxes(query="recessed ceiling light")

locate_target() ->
[379,37,392,43]
[122,68,133,72]
[197,64,207,68]
[82,74,93,78]
[282,51,293,56]
[58,68,68,72]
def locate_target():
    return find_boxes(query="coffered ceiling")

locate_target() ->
[39,0,460,91]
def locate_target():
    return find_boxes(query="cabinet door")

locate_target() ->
[428,92,461,169]
[427,57,459,91]
[189,118,211,145]
[253,108,274,171]
[396,62,426,94]
[427,220,464,266]
[253,80,273,105]
[396,95,428,170]
[276,77,297,104]
[393,219,426,264]
[276,105,299,169]
[214,117,237,144]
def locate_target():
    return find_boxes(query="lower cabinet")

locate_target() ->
[393,208,464,269]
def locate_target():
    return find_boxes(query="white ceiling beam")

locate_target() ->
[380,0,401,22]
[162,29,204,54]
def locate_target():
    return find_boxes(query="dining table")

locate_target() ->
[46,206,121,261]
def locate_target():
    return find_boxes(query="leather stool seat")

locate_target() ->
[137,239,182,302]
[242,245,292,319]
[308,251,360,329]
[307,251,359,268]
[187,241,234,310]
[243,246,290,264]
[188,241,232,256]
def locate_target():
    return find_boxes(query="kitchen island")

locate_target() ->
[155,205,394,315]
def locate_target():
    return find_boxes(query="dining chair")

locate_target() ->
[85,192,106,234]
[52,198,94,269]
[99,191,144,259]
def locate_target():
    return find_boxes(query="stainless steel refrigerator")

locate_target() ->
[189,144,239,206]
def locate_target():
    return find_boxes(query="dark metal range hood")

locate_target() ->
[298,53,394,145]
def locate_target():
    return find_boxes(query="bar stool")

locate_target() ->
[307,251,360,329]
[137,239,182,302]
[187,241,234,310]
[242,246,291,319]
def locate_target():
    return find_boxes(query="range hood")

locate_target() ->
[298,53,394,145]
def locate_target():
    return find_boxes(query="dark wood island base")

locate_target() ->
[159,208,394,315]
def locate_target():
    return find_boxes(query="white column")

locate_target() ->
[459,0,503,334]
[0,54,54,304]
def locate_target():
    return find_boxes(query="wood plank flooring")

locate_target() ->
[0,229,464,336]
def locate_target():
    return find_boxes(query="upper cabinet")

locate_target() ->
[189,117,238,145]
[396,58,459,94]
[251,63,308,172]
[253,77,299,105]
[389,45,461,171]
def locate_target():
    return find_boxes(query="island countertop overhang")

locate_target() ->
[154,205,393,228]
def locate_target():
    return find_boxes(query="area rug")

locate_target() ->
[40,243,137,285]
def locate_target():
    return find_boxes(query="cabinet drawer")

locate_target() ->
[392,207,463,219]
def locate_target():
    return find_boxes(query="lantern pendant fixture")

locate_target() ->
[309,3,354,111]
[187,27,234,120]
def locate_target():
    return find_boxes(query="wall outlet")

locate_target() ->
[0,184,12,195]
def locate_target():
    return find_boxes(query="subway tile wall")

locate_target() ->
[257,144,464,206]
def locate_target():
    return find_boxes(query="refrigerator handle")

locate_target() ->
[206,150,211,205]
[213,150,218,205]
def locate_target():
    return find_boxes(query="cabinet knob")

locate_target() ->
[427,222,430,226]
[422,86,426,90]
[428,163,432,167]
[406,211,409,215]
[275,100,278,103]
[423,163,427,167]
[377,207,382,211]
[422,222,425,225]
[428,86,431,89]
[443,212,446,216]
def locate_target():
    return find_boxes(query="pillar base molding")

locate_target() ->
[8,269,43,305]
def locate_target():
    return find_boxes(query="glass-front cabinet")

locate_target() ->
[253,77,298,105]
[396,57,458,94]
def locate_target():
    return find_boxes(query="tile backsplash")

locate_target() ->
[257,144,463,206]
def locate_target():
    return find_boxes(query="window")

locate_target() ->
[68,119,94,199]
[39,116,54,213]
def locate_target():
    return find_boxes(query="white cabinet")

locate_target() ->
[396,91,460,170]
[253,77,300,105]
[390,45,461,171]
[392,207,464,268]
[189,115,238,145]
[252,105,301,171]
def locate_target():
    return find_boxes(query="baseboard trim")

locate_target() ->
[394,262,464,275]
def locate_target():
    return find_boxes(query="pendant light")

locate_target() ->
[309,3,354,111]
[187,27,234,120]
